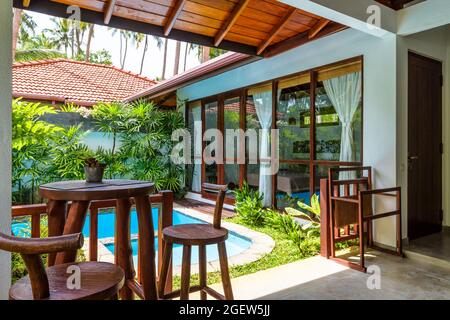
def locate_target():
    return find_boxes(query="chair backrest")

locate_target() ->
[328,166,373,228]
[202,183,231,229]
[0,232,83,300]
[328,166,372,198]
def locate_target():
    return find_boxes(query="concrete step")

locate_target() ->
[404,249,450,270]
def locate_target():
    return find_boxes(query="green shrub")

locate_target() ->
[233,182,267,226]
[284,194,321,238]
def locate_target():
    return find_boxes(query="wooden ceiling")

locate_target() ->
[16,0,346,57]
[376,0,420,10]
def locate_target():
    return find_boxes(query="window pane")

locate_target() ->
[245,94,261,162]
[276,163,310,209]
[186,101,201,192]
[315,73,362,162]
[277,82,311,161]
[224,96,241,162]
[205,101,218,184]
[224,97,241,190]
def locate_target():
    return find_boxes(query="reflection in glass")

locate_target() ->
[186,101,201,192]
[276,163,310,209]
[277,78,311,161]
[224,97,241,191]
[204,101,218,184]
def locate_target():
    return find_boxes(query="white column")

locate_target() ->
[0,0,13,300]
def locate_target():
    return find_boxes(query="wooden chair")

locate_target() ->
[158,183,233,300]
[0,232,125,300]
[328,166,403,272]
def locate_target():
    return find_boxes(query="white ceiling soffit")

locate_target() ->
[281,0,449,37]
[397,0,450,36]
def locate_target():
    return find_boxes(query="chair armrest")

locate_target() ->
[0,232,83,255]
[359,187,401,196]
[202,182,234,193]
[330,196,360,204]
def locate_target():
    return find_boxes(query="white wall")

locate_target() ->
[396,26,450,233]
[178,28,399,246]
[0,1,13,300]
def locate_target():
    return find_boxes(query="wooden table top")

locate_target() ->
[39,179,155,201]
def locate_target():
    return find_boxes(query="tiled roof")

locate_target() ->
[13,59,157,106]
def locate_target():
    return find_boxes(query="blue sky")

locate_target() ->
[28,10,203,80]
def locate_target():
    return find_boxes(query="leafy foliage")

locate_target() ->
[233,182,267,226]
[12,99,61,204]
[233,183,321,256]
[284,194,321,237]
[15,49,65,62]
[12,99,186,204]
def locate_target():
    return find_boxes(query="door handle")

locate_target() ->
[408,156,419,161]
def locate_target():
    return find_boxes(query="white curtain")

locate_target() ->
[324,71,362,179]
[253,90,273,207]
[191,106,202,192]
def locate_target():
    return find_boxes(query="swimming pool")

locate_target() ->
[12,209,252,267]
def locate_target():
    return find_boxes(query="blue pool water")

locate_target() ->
[12,209,252,267]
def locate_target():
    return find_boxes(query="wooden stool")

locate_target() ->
[158,183,234,300]
[0,232,124,300]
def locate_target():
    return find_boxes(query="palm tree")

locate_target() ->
[201,46,211,63]
[109,28,133,69]
[140,35,163,75]
[173,41,181,75]
[161,38,168,79]
[18,12,37,47]
[183,42,189,71]
[12,9,23,58]
[46,18,72,57]
[85,24,95,62]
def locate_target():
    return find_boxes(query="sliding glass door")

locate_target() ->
[188,57,363,208]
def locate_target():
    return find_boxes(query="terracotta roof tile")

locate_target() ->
[13,59,157,106]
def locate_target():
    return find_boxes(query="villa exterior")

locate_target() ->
[136,1,449,266]
[1,0,449,300]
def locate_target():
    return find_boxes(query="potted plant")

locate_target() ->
[84,157,107,183]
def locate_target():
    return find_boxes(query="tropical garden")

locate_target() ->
[12,99,185,205]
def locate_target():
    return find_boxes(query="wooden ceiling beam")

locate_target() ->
[264,23,348,58]
[104,0,116,25]
[214,0,250,47]
[164,0,188,37]
[308,19,330,39]
[12,0,258,56]
[257,8,297,55]
[23,0,31,7]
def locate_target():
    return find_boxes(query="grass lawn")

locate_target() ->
[172,216,318,290]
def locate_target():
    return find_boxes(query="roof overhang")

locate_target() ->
[14,0,346,58]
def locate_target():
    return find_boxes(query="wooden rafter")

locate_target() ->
[104,0,116,25]
[23,0,31,7]
[264,23,348,58]
[308,19,330,39]
[257,8,297,55]
[164,0,188,37]
[214,0,250,47]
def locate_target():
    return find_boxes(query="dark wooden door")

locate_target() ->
[408,52,443,240]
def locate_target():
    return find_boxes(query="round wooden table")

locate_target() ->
[39,179,157,300]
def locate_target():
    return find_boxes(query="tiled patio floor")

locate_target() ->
[200,251,450,300]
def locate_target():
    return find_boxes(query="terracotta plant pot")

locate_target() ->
[84,165,106,183]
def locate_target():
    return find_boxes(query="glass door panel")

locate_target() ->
[224,96,241,194]
[186,101,201,192]
[204,101,218,184]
